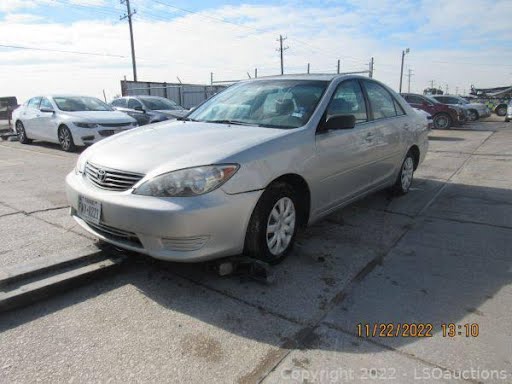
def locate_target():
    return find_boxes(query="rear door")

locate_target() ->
[23,97,42,138]
[361,80,407,185]
[127,98,150,125]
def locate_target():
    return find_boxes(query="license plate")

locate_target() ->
[78,196,101,225]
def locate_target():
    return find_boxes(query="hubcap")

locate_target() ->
[435,116,448,129]
[266,197,296,256]
[401,157,414,190]
[469,111,477,121]
[59,129,70,149]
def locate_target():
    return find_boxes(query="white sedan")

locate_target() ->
[12,95,138,152]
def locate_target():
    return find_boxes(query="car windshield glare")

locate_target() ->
[140,97,182,111]
[54,96,113,112]
[188,80,329,129]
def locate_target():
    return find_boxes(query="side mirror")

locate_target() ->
[134,105,145,112]
[323,114,356,131]
[40,107,54,113]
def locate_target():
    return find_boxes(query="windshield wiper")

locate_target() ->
[203,119,255,126]
[177,116,196,121]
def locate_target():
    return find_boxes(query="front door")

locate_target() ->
[313,79,378,215]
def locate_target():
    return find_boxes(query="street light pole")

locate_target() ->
[399,48,410,93]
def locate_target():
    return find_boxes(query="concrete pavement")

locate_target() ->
[0,120,511,383]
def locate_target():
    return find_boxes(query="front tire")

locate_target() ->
[58,125,76,152]
[245,182,298,264]
[468,109,479,121]
[433,113,451,129]
[392,152,415,195]
[495,105,507,117]
[16,121,32,144]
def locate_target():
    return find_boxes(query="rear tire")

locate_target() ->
[495,105,507,117]
[392,152,415,195]
[58,125,76,152]
[433,113,451,129]
[245,182,298,264]
[15,121,32,144]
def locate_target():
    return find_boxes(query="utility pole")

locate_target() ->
[429,80,435,89]
[455,86,459,95]
[406,68,414,93]
[369,57,374,78]
[254,68,258,78]
[307,63,310,74]
[445,84,449,94]
[399,48,410,93]
[276,35,289,75]
[120,0,137,81]
[210,72,213,85]
[337,59,340,74]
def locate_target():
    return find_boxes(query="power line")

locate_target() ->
[0,43,127,58]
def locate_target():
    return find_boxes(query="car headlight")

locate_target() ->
[74,155,87,175]
[74,122,99,128]
[133,164,239,197]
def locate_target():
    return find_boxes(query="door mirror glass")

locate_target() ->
[324,114,356,130]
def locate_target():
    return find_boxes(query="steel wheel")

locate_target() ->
[58,126,76,152]
[401,157,414,191]
[266,197,296,256]
[16,121,31,144]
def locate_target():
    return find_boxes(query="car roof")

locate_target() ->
[244,74,369,82]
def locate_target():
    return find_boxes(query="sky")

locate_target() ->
[1,0,511,103]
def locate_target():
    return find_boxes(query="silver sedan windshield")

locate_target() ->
[188,80,328,128]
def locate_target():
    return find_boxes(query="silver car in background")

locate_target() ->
[12,95,138,152]
[66,75,428,263]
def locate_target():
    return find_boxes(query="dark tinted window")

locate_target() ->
[406,95,425,104]
[111,98,127,108]
[128,98,143,110]
[364,81,397,119]
[327,80,368,123]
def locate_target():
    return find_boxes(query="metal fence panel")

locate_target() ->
[120,80,225,109]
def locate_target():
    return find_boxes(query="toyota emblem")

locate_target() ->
[97,169,107,182]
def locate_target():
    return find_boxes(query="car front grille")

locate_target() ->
[85,162,144,191]
[99,122,133,128]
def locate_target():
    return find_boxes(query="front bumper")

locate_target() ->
[70,126,135,146]
[66,172,263,262]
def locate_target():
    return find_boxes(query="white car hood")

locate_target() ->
[83,120,290,176]
[61,110,136,123]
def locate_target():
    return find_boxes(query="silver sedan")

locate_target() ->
[66,75,429,263]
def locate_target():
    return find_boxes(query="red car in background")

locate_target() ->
[401,93,466,129]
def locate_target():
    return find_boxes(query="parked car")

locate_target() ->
[12,95,138,152]
[506,100,512,122]
[66,75,428,263]
[401,93,464,129]
[111,96,188,126]
[431,95,491,121]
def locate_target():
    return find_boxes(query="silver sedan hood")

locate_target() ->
[83,120,290,176]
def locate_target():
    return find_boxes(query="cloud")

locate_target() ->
[3,13,43,23]
[0,2,511,102]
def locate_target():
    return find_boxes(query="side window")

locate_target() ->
[27,97,41,109]
[394,99,406,116]
[111,98,127,108]
[407,95,424,104]
[40,98,53,110]
[364,81,397,119]
[128,98,142,110]
[326,80,368,123]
